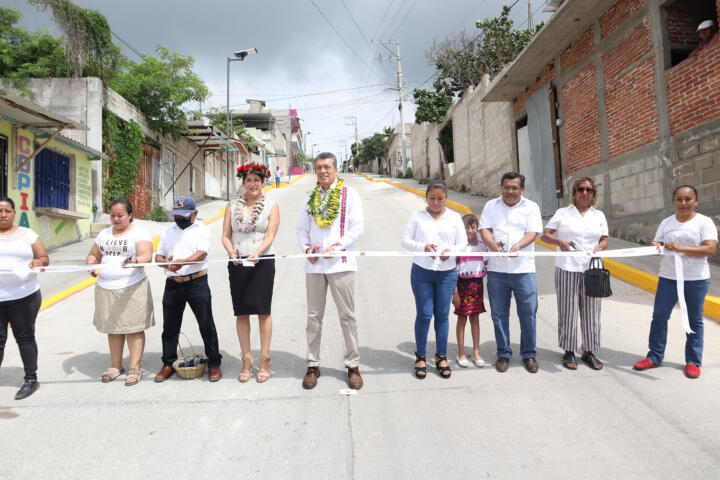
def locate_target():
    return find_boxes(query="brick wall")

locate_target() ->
[666,3,702,47]
[603,19,658,158]
[562,62,601,173]
[666,41,720,135]
[599,0,645,39]
[129,143,156,218]
[513,64,555,114]
[560,26,595,71]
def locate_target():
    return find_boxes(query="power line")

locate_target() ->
[452,0,490,31]
[210,83,391,99]
[340,0,370,44]
[388,0,420,38]
[371,0,396,40]
[110,30,145,59]
[379,0,408,40]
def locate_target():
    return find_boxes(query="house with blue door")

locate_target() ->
[0,89,106,248]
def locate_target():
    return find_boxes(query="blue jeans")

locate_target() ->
[410,264,457,357]
[647,277,710,366]
[486,272,538,359]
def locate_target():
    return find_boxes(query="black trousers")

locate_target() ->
[161,275,222,367]
[0,290,42,381]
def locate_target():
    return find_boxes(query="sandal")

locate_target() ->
[562,351,577,370]
[414,352,427,379]
[257,356,271,383]
[581,351,603,370]
[435,354,452,379]
[125,369,143,386]
[101,367,125,383]
[237,355,253,383]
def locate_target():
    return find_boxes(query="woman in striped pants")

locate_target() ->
[542,177,609,370]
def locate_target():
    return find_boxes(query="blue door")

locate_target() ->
[35,149,70,209]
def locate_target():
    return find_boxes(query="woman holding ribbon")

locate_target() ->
[402,180,467,379]
[222,163,279,383]
[633,185,717,379]
[0,196,49,400]
[86,199,154,386]
[542,177,608,370]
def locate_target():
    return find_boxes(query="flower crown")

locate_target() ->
[237,163,270,179]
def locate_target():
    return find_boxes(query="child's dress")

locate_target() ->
[454,243,487,316]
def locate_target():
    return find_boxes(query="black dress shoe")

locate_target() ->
[15,380,39,400]
[495,358,509,373]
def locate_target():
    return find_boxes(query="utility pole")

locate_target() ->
[373,39,407,173]
[345,115,359,169]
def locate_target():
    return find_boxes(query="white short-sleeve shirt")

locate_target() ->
[0,227,40,301]
[401,208,468,271]
[479,196,543,274]
[95,225,153,290]
[156,222,211,277]
[654,213,718,281]
[545,205,609,272]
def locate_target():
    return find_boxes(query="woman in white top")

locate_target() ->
[222,164,280,383]
[86,199,154,386]
[633,185,718,379]
[0,196,49,400]
[401,180,467,379]
[542,177,608,371]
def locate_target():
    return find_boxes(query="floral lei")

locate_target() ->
[234,194,265,232]
[306,177,344,228]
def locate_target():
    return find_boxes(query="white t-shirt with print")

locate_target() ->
[95,225,153,290]
[0,227,41,301]
[655,213,718,281]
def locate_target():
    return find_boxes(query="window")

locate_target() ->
[0,135,7,198]
[35,148,70,209]
[664,0,718,67]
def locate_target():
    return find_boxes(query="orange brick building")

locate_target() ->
[484,0,720,242]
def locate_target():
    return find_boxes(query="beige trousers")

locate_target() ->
[305,271,359,368]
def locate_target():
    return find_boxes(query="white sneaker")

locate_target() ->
[456,356,470,368]
[473,357,487,368]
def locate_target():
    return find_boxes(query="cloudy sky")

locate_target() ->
[9,0,553,159]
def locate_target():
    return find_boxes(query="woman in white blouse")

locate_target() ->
[86,199,154,386]
[542,177,608,371]
[402,180,467,379]
[0,196,49,400]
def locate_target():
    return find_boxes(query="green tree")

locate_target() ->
[109,46,210,138]
[412,78,454,124]
[358,133,389,165]
[292,152,306,167]
[0,7,67,91]
[101,110,144,210]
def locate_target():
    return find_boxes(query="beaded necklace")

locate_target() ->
[234,194,265,232]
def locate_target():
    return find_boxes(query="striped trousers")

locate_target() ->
[554,268,601,352]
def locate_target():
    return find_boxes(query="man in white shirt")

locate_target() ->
[296,152,364,390]
[153,196,222,383]
[479,172,543,374]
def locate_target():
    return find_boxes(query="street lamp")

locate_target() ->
[226,47,258,201]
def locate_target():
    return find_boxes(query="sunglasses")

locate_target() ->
[576,187,595,194]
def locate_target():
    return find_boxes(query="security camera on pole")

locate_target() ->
[373,39,407,173]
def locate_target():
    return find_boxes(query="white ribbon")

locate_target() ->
[671,253,693,334]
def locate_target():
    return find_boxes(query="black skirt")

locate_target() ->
[228,256,276,315]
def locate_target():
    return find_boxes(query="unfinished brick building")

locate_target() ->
[484,0,720,242]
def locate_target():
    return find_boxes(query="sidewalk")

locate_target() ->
[361,173,720,298]
[38,199,228,306]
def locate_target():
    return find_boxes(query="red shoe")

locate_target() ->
[685,364,701,379]
[633,358,658,371]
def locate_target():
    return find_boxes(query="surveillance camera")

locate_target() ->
[234,48,258,59]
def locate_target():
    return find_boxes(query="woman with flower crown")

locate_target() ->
[221,163,280,383]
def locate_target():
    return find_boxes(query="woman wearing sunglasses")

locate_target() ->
[541,177,608,371]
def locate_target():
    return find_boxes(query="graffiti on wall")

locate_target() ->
[16,134,31,228]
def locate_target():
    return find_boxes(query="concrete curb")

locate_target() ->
[356,172,720,321]
[38,174,311,312]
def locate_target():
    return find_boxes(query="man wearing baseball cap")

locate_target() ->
[154,195,222,382]
[691,20,719,57]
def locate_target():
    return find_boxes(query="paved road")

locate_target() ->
[2,174,719,479]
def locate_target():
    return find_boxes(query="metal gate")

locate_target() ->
[0,135,7,198]
[524,84,558,216]
[162,148,176,210]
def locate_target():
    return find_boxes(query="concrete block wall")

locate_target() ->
[411,123,429,180]
[450,91,471,191]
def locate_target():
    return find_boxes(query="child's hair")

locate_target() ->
[462,213,478,227]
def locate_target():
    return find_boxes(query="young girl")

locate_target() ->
[453,214,488,368]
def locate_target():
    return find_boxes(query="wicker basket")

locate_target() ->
[172,332,207,380]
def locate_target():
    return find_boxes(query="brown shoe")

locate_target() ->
[154,366,175,383]
[523,358,539,373]
[208,365,222,382]
[347,366,364,390]
[302,366,320,390]
[495,358,509,373]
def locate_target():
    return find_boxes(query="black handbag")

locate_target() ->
[584,257,612,298]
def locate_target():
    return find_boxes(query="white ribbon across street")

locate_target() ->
[1,245,697,335]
